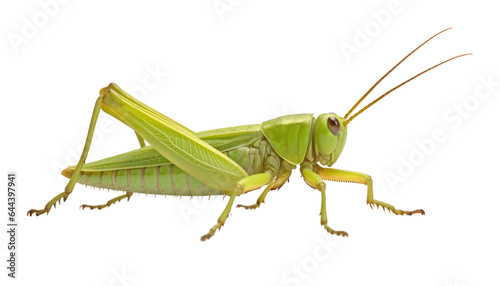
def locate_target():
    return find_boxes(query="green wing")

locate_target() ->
[98,84,256,191]
[81,124,263,171]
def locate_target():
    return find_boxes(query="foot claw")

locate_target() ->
[27,208,48,216]
[324,225,349,237]
[389,208,425,216]
[368,200,424,216]
[406,209,425,215]
[80,204,106,210]
[201,231,215,241]
[236,203,260,210]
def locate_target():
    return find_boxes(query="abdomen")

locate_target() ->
[62,139,272,196]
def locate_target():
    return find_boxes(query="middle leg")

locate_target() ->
[236,169,292,210]
[201,172,273,241]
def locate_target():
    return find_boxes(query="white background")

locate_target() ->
[1,1,499,285]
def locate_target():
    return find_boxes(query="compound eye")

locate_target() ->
[327,117,340,135]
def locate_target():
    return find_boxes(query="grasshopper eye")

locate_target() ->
[327,117,340,135]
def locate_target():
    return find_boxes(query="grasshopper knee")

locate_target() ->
[317,181,326,192]
[61,167,74,179]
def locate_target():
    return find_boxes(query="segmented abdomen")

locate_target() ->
[71,139,276,196]
[78,164,222,196]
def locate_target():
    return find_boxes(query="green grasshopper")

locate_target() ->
[28,29,469,241]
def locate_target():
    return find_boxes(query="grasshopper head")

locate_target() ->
[313,113,347,166]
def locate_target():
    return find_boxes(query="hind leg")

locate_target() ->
[28,96,104,216]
